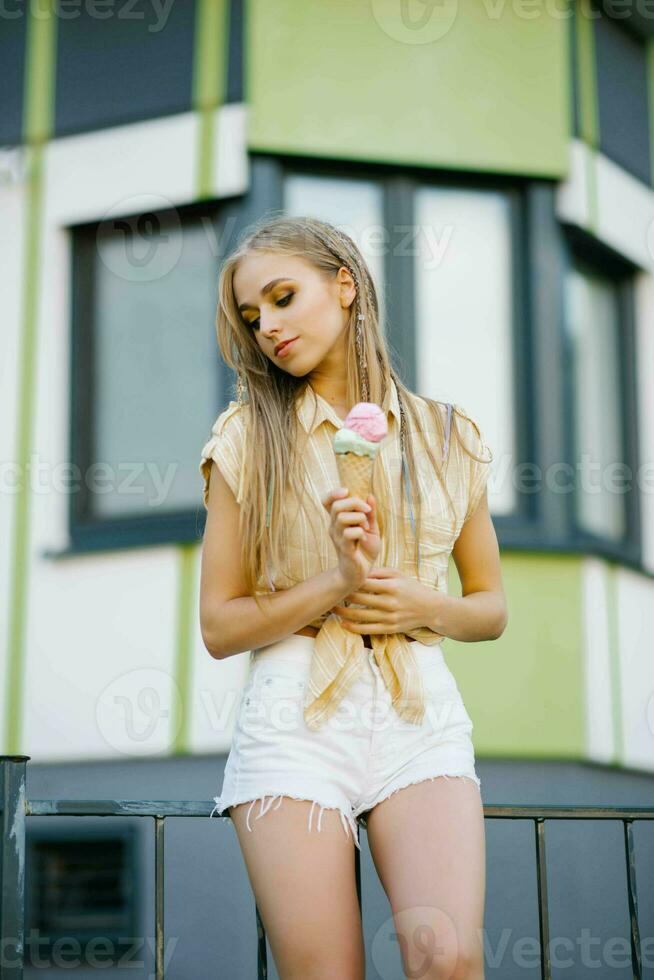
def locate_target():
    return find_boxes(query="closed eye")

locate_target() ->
[246,293,294,330]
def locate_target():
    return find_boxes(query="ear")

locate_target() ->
[337,266,357,311]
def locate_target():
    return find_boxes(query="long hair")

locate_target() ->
[213,213,488,614]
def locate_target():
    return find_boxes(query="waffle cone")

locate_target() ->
[335,451,376,502]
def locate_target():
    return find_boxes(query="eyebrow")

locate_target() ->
[238,278,293,313]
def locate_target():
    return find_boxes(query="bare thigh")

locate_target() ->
[230,797,365,980]
[366,776,486,979]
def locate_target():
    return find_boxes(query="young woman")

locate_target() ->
[199,215,507,980]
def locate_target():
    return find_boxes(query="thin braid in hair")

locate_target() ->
[345,250,421,570]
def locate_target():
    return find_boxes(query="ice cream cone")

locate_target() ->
[336,451,375,502]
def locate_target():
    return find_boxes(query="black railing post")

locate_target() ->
[0,755,31,979]
[533,816,551,980]
[255,903,268,979]
[154,815,165,980]
[623,818,642,980]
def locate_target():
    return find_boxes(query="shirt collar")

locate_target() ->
[296,378,401,435]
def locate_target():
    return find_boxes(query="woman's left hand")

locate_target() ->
[332,566,446,637]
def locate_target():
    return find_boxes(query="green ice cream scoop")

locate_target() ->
[333,427,380,459]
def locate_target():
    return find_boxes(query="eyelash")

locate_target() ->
[247,292,293,330]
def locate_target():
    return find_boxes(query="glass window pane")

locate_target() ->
[564,265,625,541]
[91,211,222,518]
[284,174,387,334]
[413,186,515,515]
[595,15,651,186]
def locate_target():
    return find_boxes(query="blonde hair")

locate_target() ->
[212,213,487,613]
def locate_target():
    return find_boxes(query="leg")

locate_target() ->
[230,796,365,980]
[365,776,486,980]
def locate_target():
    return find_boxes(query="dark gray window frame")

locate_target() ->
[559,223,642,568]
[63,198,238,556]
[54,153,644,576]
[254,154,644,570]
[252,153,535,544]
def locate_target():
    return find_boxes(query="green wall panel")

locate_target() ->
[247,0,572,177]
[446,552,584,759]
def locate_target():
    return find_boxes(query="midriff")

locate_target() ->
[294,626,416,649]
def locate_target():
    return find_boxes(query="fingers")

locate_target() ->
[322,488,372,512]
[322,488,348,510]
[331,494,372,517]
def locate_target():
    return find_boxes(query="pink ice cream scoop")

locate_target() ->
[342,402,388,442]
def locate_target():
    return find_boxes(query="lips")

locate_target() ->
[275,337,298,356]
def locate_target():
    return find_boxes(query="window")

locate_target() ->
[594,6,652,185]
[413,185,517,517]
[284,173,387,332]
[25,827,138,969]
[562,235,640,557]
[54,2,196,136]
[280,162,526,528]
[71,201,234,551]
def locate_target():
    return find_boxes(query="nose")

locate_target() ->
[258,315,280,344]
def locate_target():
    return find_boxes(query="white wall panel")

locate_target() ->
[636,271,654,574]
[19,110,252,759]
[581,558,615,764]
[23,549,180,761]
[414,186,514,516]
[556,138,654,273]
[616,566,654,773]
[213,103,249,199]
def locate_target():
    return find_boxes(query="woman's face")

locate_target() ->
[233,251,355,378]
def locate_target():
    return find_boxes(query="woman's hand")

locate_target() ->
[332,566,446,637]
[322,489,381,591]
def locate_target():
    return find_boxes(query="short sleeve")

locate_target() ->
[452,405,493,523]
[199,401,246,508]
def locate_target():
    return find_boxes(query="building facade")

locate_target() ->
[2,1,654,976]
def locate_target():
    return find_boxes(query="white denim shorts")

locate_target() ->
[209,633,481,851]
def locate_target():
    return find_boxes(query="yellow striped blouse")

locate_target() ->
[200,380,492,732]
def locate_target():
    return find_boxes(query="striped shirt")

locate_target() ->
[200,379,492,731]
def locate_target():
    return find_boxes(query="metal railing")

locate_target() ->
[1,755,652,979]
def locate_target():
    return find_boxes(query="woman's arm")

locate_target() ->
[200,460,352,659]
[428,491,508,642]
[208,567,349,659]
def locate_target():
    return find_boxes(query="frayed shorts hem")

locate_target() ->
[352,768,482,828]
[210,792,362,851]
